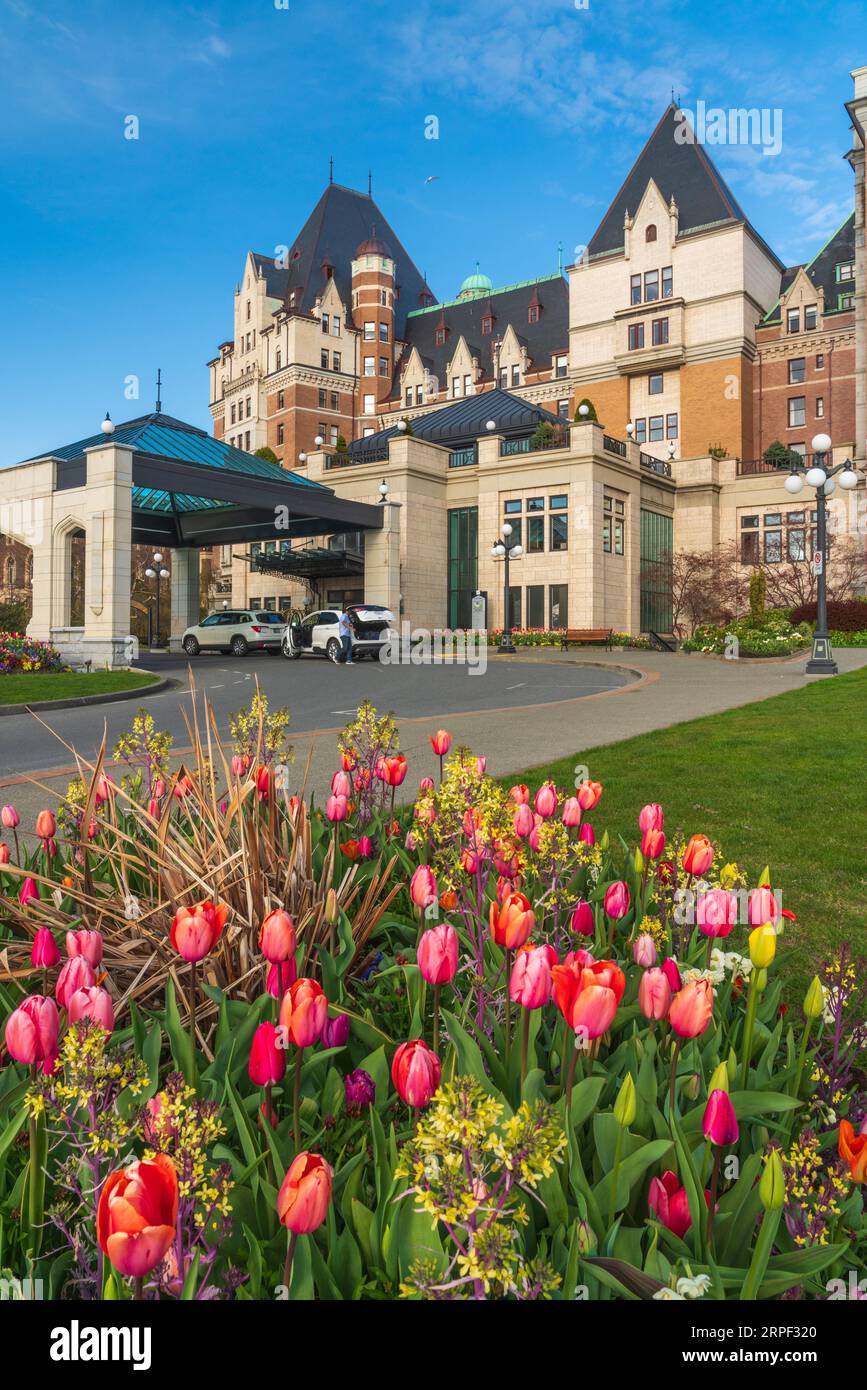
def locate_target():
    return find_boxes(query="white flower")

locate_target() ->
[676,1274,711,1299]
[124,894,142,921]
[653,1286,685,1300]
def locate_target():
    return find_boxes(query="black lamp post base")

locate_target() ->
[806,635,837,675]
[497,641,516,654]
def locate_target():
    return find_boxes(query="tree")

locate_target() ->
[574,398,598,423]
[254,446,280,465]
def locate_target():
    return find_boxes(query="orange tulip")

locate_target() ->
[839,1120,867,1183]
[97,1154,178,1278]
[489,890,534,950]
[279,977,328,1048]
[258,908,296,963]
[277,1151,333,1234]
[170,900,228,963]
[682,834,714,876]
[668,978,714,1037]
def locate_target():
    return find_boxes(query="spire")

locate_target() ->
[557,240,564,274]
[329,155,333,185]
[368,169,372,197]
[155,367,162,415]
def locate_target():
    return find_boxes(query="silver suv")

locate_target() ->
[182,610,286,657]
[282,605,394,663]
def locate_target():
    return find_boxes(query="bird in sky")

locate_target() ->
[423,175,440,185]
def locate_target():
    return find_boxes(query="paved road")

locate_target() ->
[0,649,632,777]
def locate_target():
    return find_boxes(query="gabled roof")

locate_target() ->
[348,387,563,453]
[399,275,568,397]
[588,104,782,267]
[759,212,856,326]
[250,183,431,337]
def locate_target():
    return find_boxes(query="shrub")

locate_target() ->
[682,612,810,657]
[574,397,598,423]
[0,632,69,674]
[790,598,867,632]
[749,569,767,621]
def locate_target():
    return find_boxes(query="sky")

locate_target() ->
[0,0,864,466]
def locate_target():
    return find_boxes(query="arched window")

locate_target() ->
[646,225,657,243]
[26,554,33,586]
[69,529,85,628]
[4,557,14,591]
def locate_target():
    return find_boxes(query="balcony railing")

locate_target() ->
[736,454,817,476]
[326,439,389,468]
[449,445,477,468]
[639,452,673,479]
[500,425,570,457]
[603,434,627,458]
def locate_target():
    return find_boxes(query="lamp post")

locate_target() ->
[782,432,860,676]
[144,552,170,650]
[491,523,523,653]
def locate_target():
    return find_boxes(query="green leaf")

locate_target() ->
[594,1138,674,1215]
[180,1250,201,1301]
[164,978,195,1083]
[440,1009,498,1095]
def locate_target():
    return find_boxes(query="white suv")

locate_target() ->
[282,605,394,663]
[182,610,286,657]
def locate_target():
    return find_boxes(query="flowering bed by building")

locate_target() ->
[0,632,69,674]
[0,694,864,1302]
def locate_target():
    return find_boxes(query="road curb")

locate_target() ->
[0,673,171,717]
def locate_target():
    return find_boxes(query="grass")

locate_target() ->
[0,670,160,704]
[518,665,867,997]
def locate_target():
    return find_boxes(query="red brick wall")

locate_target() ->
[753,318,856,457]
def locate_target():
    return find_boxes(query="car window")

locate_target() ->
[200,615,221,627]
[217,613,238,625]
[320,611,338,624]
[255,612,284,624]
[302,615,318,629]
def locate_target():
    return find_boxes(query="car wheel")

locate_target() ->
[182,636,200,656]
[282,637,302,660]
[230,635,249,657]
[326,639,344,664]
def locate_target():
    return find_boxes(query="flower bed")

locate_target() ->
[682,612,810,657]
[0,695,863,1302]
[0,631,69,674]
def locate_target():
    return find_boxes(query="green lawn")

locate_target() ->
[0,670,159,704]
[520,666,867,996]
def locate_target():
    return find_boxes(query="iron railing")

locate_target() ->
[327,439,390,468]
[603,434,627,458]
[500,425,570,457]
[639,452,673,479]
[449,446,477,468]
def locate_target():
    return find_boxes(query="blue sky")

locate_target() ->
[0,0,862,465]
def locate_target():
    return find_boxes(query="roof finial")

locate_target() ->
[557,240,564,274]
[368,169,372,197]
[155,367,162,415]
[329,155,334,185]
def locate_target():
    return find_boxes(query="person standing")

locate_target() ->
[337,609,354,664]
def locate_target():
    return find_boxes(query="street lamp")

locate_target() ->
[144,551,170,650]
[490,522,523,653]
[782,433,862,676]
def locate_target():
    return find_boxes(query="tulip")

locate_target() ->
[649,1171,707,1239]
[56,955,96,1008]
[65,928,104,967]
[759,1148,786,1210]
[345,1067,376,1114]
[35,810,57,840]
[802,975,824,1020]
[259,909,296,963]
[330,770,351,799]
[749,923,777,969]
[439,888,458,911]
[534,783,557,818]
[267,959,297,998]
[147,798,160,819]
[255,765,270,800]
[173,772,195,800]
[339,750,356,772]
[279,978,328,1049]
[0,843,9,864]
[31,927,61,970]
[561,797,582,827]
[838,1120,867,1184]
[410,864,437,910]
[357,835,374,858]
[513,803,534,838]
[378,754,407,787]
[632,933,656,967]
[661,957,682,993]
[417,923,458,986]
[703,1089,739,1146]
[489,891,534,950]
[641,827,665,860]
[603,880,630,921]
[747,885,779,927]
[68,985,115,1033]
[475,757,486,776]
[570,900,594,937]
[4,994,59,1065]
[278,1151,333,1293]
[392,1038,441,1108]
[613,1072,637,1128]
[638,967,671,1020]
[682,833,714,876]
[428,729,452,757]
[231,753,250,778]
[97,1154,179,1280]
[249,1022,287,1086]
[509,784,530,805]
[576,779,602,811]
[170,900,227,963]
[578,822,596,846]
[696,889,737,938]
[638,803,664,832]
[669,979,714,1038]
[0,804,19,829]
[509,943,556,1009]
[326,793,348,823]
[19,877,40,908]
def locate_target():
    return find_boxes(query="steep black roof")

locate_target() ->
[759,213,856,326]
[588,105,781,267]
[251,183,432,337]
[347,388,563,454]
[400,275,568,396]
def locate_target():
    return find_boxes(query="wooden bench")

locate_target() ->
[560,628,614,651]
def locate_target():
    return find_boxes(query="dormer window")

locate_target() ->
[646,224,657,242]
[528,304,540,324]
[482,316,493,335]
[435,324,447,347]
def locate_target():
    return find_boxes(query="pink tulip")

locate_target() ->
[428,730,452,758]
[638,967,671,1020]
[266,959,297,998]
[534,783,557,818]
[528,823,542,852]
[638,803,664,832]
[56,956,96,1008]
[509,943,557,1009]
[326,794,348,823]
[35,810,56,840]
[147,798,160,819]
[248,1022,287,1086]
[603,881,630,920]
[570,900,594,937]
[19,877,40,908]
[357,835,373,858]
[579,822,596,846]
[696,889,738,939]
[561,797,582,827]
[418,777,435,792]
[747,886,779,927]
[509,784,530,805]
[576,780,602,811]
[682,834,715,877]
[258,909,296,963]
[1,805,20,829]
[417,923,458,985]
[410,865,437,910]
[661,957,682,993]
[633,933,657,967]
[66,929,104,967]
[513,803,534,838]
[641,827,665,860]
[31,927,61,969]
[569,984,618,1039]
[391,1039,441,1108]
[331,770,351,798]
[702,1089,739,1146]
[4,994,59,1064]
[68,985,115,1032]
[475,757,486,776]
[669,979,714,1038]
[0,843,9,865]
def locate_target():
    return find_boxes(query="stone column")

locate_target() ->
[848,67,867,464]
[363,501,401,614]
[71,442,134,669]
[169,549,201,652]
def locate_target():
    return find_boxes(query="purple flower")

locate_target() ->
[344,1067,376,1113]
[321,1013,350,1049]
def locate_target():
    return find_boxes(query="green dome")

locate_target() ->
[458,263,493,298]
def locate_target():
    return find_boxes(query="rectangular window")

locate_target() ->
[836,261,855,281]
[363,394,375,415]
[452,376,461,397]
[839,293,855,310]
[764,529,782,563]
[628,323,645,351]
[507,586,522,631]
[318,388,326,407]
[788,528,806,561]
[614,518,624,555]
[405,388,412,407]
[504,499,522,514]
[741,530,759,564]
[816,353,824,369]
[649,372,663,395]
[230,404,236,423]
[787,309,800,334]
[528,305,540,325]
[321,350,329,369]
[377,322,388,342]
[276,350,282,370]
[506,518,522,547]
[804,305,817,331]
[555,354,568,378]
[630,273,642,305]
[380,357,389,376]
[333,352,341,371]
[364,357,375,376]
[447,506,479,629]
[329,426,338,446]
[482,316,492,335]
[332,317,340,336]
[277,389,285,409]
[245,431,251,450]
[549,584,568,629]
[651,317,669,345]
[527,516,544,553]
[644,269,659,302]
[364,323,375,341]
[558,399,569,418]
[526,497,544,511]
[321,313,329,334]
[666,413,678,439]
[499,368,508,388]
[511,365,521,386]
[634,417,647,443]
[788,358,806,384]
[246,398,252,418]
[318,423,326,439]
[526,585,545,628]
[549,494,567,510]
[662,265,673,298]
[649,415,664,442]
[277,424,284,445]
[435,328,446,347]
[816,397,824,417]
[464,374,472,394]
[415,385,423,405]
[788,396,806,428]
[550,513,568,551]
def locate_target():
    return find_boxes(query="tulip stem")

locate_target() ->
[133,1277,144,1301]
[432,984,441,1056]
[189,960,198,1086]
[504,950,513,1071]
[739,976,759,1090]
[564,1034,583,1117]
[791,1016,813,1102]
[27,1062,40,1256]
[283,1231,298,1292]
[293,1047,303,1149]
[668,1039,682,1122]
[607,1125,625,1228]
[520,1007,531,1088]
[706,1148,722,1252]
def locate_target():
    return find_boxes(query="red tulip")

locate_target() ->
[510,943,557,1009]
[570,900,594,936]
[259,909,296,963]
[489,891,534,950]
[326,793,348,822]
[513,803,534,838]
[56,956,95,1008]
[0,843,9,864]
[583,958,626,1003]
[682,834,714,876]
[255,765,270,800]
[561,796,582,827]
[534,783,557,818]
[249,1022,287,1086]
[839,1120,867,1184]
[35,809,56,840]
[19,877,40,908]
[279,978,328,1047]
[68,985,115,1032]
[429,730,452,757]
[331,770,351,798]
[649,1170,709,1238]
[170,900,227,963]
[578,822,596,846]
[4,994,58,1064]
[661,957,682,993]
[340,750,356,772]
[669,979,714,1038]
[509,784,530,805]
[638,803,664,832]
[378,755,407,787]
[703,1089,739,1146]
[552,957,619,1036]
[576,780,602,811]
[65,928,104,967]
[638,967,671,1020]
[696,889,737,938]
[410,865,437,909]
[641,827,665,860]
[747,886,779,927]
[603,880,630,920]
[97,1154,178,1278]
[277,1152,333,1234]
[31,927,61,969]
[417,923,458,985]
[392,1038,441,1108]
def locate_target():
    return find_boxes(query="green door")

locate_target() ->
[640,509,673,633]
[447,506,478,629]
